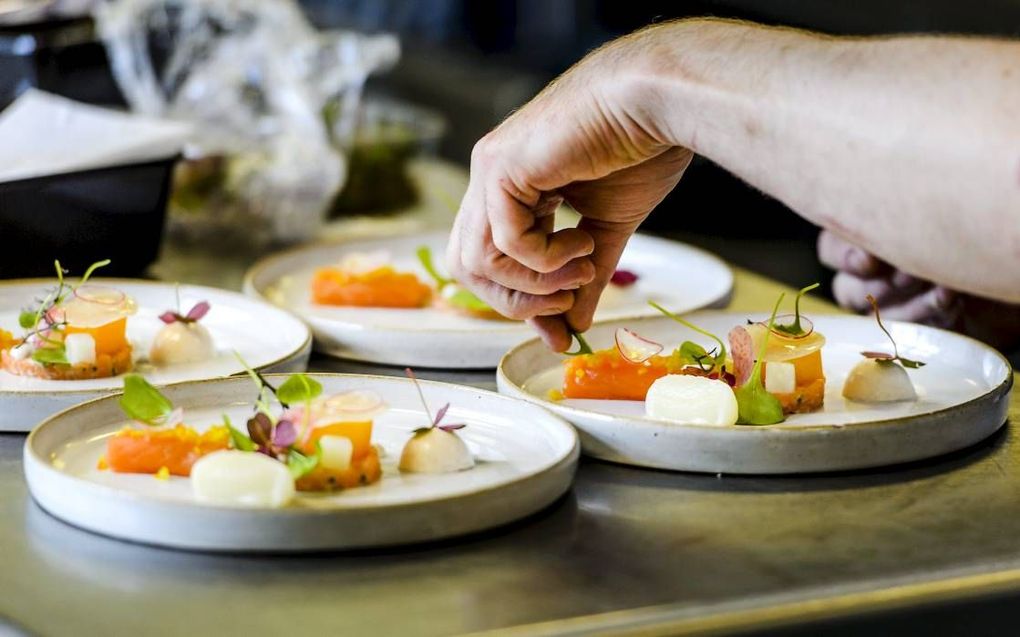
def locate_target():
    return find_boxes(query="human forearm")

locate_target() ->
[629,20,1020,302]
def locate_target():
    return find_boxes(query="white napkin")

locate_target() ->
[0,89,192,183]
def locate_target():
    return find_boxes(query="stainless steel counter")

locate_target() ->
[3,162,1018,635]
[1,352,1018,636]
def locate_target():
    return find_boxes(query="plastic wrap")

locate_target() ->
[94,0,399,244]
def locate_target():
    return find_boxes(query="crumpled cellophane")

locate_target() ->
[95,0,399,244]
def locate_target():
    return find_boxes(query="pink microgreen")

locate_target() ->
[433,403,451,426]
[272,420,297,447]
[186,301,211,321]
[247,412,273,448]
[158,311,178,325]
[438,423,466,432]
[862,295,926,369]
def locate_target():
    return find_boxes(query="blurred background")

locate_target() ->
[3,0,1020,293]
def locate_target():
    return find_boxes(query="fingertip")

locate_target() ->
[528,316,572,352]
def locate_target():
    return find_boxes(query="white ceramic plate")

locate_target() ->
[243,231,732,368]
[24,374,579,552]
[498,311,1014,474]
[0,280,312,431]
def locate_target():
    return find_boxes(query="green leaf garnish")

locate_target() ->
[416,245,494,313]
[18,311,37,329]
[862,295,926,369]
[31,346,68,366]
[276,373,323,406]
[564,331,594,356]
[286,446,321,479]
[119,374,174,425]
[734,295,786,425]
[76,259,111,289]
[224,414,256,452]
[416,246,451,287]
[774,283,819,337]
[649,301,727,370]
[445,286,493,312]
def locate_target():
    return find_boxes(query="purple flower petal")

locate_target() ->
[438,423,466,432]
[158,311,179,324]
[272,420,297,447]
[610,269,639,287]
[861,351,895,360]
[432,402,450,426]
[186,301,211,322]
[247,413,273,447]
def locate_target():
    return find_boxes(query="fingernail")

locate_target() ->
[933,286,958,310]
[848,248,870,273]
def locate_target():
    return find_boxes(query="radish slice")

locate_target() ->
[74,285,126,306]
[728,326,754,386]
[615,328,663,363]
[764,314,815,339]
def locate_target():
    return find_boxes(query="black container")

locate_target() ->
[0,156,178,279]
[0,16,125,110]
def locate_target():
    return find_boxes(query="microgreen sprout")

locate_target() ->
[564,330,594,356]
[774,282,819,337]
[416,245,494,313]
[158,288,210,325]
[649,301,728,371]
[861,295,926,369]
[119,374,175,425]
[734,294,786,425]
[405,368,466,435]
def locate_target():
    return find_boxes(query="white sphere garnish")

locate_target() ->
[842,358,917,403]
[64,333,96,365]
[645,375,739,426]
[150,321,214,366]
[399,427,475,474]
[191,451,295,508]
[318,435,354,471]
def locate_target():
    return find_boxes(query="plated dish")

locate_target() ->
[25,373,579,551]
[498,303,1013,474]
[0,268,312,431]
[244,230,733,368]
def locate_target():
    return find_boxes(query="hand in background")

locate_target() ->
[818,230,1020,353]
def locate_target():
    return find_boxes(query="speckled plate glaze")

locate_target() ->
[243,231,732,369]
[0,280,312,431]
[25,374,579,552]
[498,311,1013,474]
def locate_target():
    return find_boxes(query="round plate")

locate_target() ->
[24,374,579,552]
[0,279,312,431]
[497,311,1014,474]
[243,231,732,368]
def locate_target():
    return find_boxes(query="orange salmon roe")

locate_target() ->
[311,266,431,308]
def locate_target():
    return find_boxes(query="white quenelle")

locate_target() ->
[191,450,295,508]
[150,321,215,365]
[399,427,475,474]
[842,359,917,402]
[645,374,739,426]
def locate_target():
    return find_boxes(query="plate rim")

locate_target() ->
[24,372,581,515]
[0,277,314,396]
[497,310,1015,434]
[241,230,735,335]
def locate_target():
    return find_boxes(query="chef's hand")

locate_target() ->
[818,230,1020,352]
[446,32,693,351]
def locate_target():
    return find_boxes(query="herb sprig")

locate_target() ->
[773,283,819,337]
[649,301,728,372]
[861,295,926,369]
[734,295,786,425]
[564,330,594,356]
[406,368,466,435]
[416,245,494,314]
